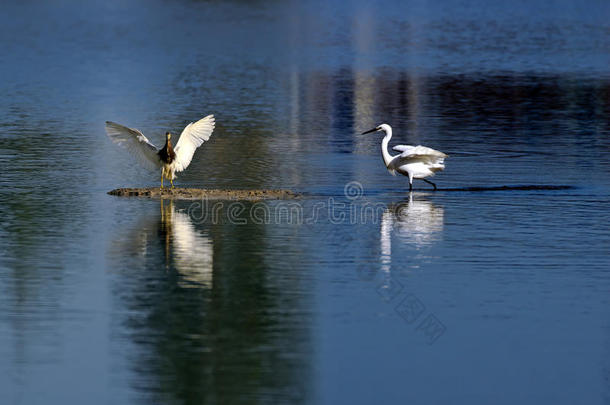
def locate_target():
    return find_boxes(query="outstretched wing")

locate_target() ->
[105,121,161,171]
[173,115,215,172]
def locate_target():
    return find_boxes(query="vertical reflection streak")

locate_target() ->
[379,194,445,281]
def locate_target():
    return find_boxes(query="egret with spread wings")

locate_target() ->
[105,115,215,188]
[362,123,447,191]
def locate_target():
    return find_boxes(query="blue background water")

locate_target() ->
[1,1,609,404]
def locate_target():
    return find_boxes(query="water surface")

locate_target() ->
[1,1,609,404]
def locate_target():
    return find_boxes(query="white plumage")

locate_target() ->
[362,123,447,191]
[105,115,215,188]
[173,116,216,172]
[105,122,162,171]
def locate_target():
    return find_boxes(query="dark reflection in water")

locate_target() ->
[271,69,610,192]
[280,69,610,149]
[109,200,310,404]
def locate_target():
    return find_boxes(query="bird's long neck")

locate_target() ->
[166,139,176,156]
[381,129,394,168]
[159,138,176,163]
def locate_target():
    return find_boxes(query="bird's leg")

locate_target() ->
[423,179,437,190]
[409,181,413,192]
[161,173,164,190]
[170,177,174,189]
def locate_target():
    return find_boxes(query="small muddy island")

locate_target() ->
[108,187,299,200]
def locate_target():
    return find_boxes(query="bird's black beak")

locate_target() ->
[362,127,378,135]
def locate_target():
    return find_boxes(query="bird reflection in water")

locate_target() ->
[113,200,214,289]
[379,193,444,276]
[159,199,214,288]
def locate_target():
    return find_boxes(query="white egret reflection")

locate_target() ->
[379,193,445,272]
[380,211,393,275]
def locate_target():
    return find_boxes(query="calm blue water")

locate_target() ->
[1,1,609,404]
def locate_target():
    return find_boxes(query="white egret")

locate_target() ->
[363,124,447,191]
[105,115,215,189]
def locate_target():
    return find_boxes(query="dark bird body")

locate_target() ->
[158,132,177,188]
[158,132,176,164]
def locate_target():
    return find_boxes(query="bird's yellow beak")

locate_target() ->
[166,132,171,140]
